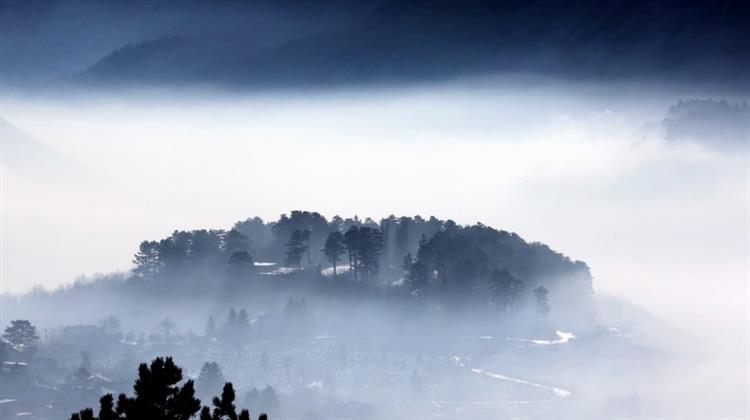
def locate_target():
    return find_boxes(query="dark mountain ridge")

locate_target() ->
[74,0,750,89]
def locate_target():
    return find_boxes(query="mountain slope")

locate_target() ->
[0,117,89,184]
[78,0,750,88]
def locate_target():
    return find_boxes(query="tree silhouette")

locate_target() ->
[343,226,383,283]
[237,309,250,329]
[490,270,524,314]
[197,362,225,400]
[534,286,550,317]
[358,227,384,282]
[322,231,346,276]
[343,226,360,281]
[2,320,38,352]
[69,357,201,420]
[406,260,429,294]
[158,318,178,344]
[200,383,251,420]
[190,229,222,264]
[401,253,413,275]
[222,229,250,257]
[229,251,253,267]
[300,229,312,267]
[227,309,237,327]
[228,251,253,280]
[222,308,250,342]
[242,386,279,417]
[284,230,307,268]
[133,240,160,279]
[273,211,328,264]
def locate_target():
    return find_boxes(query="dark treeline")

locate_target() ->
[124,211,592,318]
[69,356,267,420]
[662,98,749,146]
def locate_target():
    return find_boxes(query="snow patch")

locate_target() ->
[254,262,276,267]
[471,368,571,403]
[507,330,576,346]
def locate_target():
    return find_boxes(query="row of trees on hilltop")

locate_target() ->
[663,98,749,144]
[128,211,593,320]
[133,229,252,280]
[321,226,384,282]
[131,212,446,282]
[402,223,592,314]
[285,224,386,283]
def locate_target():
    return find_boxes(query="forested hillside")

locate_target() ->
[105,211,593,326]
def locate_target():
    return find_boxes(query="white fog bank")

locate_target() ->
[0,81,747,347]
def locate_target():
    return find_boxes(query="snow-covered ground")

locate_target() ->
[320,265,352,277]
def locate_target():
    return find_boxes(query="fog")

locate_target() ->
[1,79,748,419]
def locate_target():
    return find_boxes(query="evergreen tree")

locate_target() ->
[284,230,307,268]
[237,309,250,329]
[357,227,383,282]
[228,252,253,280]
[401,253,413,275]
[197,362,225,400]
[190,229,222,264]
[406,261,429,293]
[243,386,279,417]
[156,236,188,272]
[222,229,250,256]
[534,286,551,317]
[200,383,252,420]
[300,229,312,267]
[343,226,361,281]
[343,226,384,283]
[2,320,38,352]
[322,231,346,276]
[133,241,160,279]
[228,251,253,267]
[396,217,411,257]
[158,318,177,344]
[70,357,201,420]
[490,270,524,314]
[227,309,237,328]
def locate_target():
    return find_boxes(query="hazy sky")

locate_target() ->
[0,80,747,341]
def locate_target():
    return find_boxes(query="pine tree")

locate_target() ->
[490,270,524,315]
[197,362,225,400]
[322,231,346,276]
[200,383,252,420]
[343,226,383,283]
[222,229,250,256]
[2,320,39,352]
[534,286,550,317]
[284,230,307,268]
[133,241,160,279]
[70,357,201,420]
